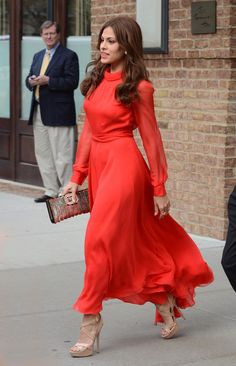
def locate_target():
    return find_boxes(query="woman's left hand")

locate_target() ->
[153,195,170,219]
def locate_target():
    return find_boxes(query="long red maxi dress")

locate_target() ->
[70,69,214,321]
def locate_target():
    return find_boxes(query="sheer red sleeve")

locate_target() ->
[132,80,168,196]
[70,116,92,185]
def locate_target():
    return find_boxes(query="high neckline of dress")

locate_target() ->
[104,69,123,81]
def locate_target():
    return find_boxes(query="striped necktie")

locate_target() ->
[35,50,51,101]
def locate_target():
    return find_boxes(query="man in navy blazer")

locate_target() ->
[26,20,79,202]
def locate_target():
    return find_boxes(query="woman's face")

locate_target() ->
[100,26,125,72]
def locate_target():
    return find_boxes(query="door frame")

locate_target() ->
[0,0,68,185]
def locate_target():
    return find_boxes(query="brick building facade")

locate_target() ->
[77,0,236,240]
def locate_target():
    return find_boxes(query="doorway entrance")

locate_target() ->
[0,0,91,185]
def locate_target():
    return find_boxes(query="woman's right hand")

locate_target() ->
[153,194,170,219]
[63,181,79,204]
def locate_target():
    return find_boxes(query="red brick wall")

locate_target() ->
[149,0,234,239]
[78,0,236,239]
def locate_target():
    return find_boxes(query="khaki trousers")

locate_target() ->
[33,106,75,197]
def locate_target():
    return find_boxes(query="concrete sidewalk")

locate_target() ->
[0,182,236,366]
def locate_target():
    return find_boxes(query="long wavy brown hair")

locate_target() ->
[80,16,149,105]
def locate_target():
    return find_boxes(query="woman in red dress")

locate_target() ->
[64,16,214,357]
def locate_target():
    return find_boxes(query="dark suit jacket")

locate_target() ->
[25,44,79,126]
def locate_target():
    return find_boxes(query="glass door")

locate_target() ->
[0,0,92,185]
[14,0,49,184]
[21,0,48,120]
[0,0,11,178]
[66,0,91,114]
[0,0,10,119]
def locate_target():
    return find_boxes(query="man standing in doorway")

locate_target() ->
[26,20,79,202]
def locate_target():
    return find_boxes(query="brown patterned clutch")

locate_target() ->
[46,189,90,223]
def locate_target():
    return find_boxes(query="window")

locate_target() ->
[0,0,9,35]
[0,0,10,118]
[22,1,48,36]
[67,0,91,37]
[21,0,48,119]
[136,0,168,54]
[67,0,91,114]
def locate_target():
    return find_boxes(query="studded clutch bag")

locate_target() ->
[46,188,90,223]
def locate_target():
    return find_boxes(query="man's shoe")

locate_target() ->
[34,194,52,203]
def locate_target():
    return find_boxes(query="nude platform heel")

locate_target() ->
[156,294,184,339]
[70,314,103,357]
